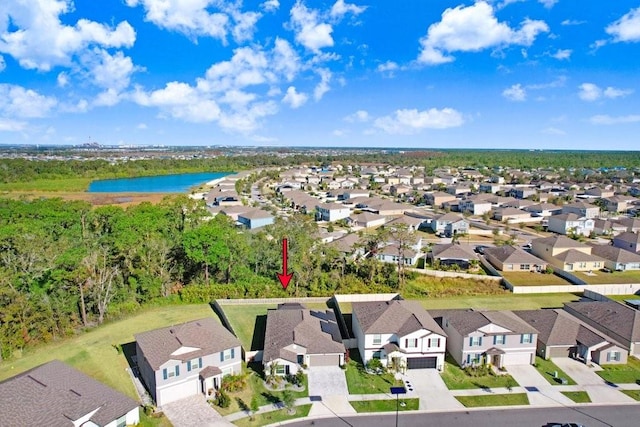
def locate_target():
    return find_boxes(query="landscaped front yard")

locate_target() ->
[597,356,640,384]
[232,404,312,427]
[350,398,419,413]
[440,355,519,390]
[344,350,403,394]
[455,393,529,407]
[534,357,576,385]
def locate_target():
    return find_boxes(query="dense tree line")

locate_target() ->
[0,197,400,359]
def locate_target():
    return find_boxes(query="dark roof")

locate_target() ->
[565,301,640,343]
[590,245,640,263]
[352,300,446,337]
[615,232,640,245]
[0,360,138,427]
[532,235,590,250]
[262,308,345,363]
[431,243,477,260]
[135,318,240,370]
[441,309,537,336]
[199,366,222,379]
[514,309,581,346]
[483,246,546,265]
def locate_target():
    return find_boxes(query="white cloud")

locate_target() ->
[262,0,280,13]
[377,60,399,77]
[417,1,548,65]
[289,1,334,52]
[137,123,148,130]
[83,49,140,92]
[0,0,135,71]
[606,7,640,43]
[330,0,367,19]
[579,83,632,101]
[230,10,261,43]
[551,49,572,60]
[332,129,347,137]
[561,19,586,26]
[542,127,565,135]
[314,68,331,101]
[57,72,69,87]
[590,114,640,125]
[374,108,464,134]
[0,118,27,132]
[502,84,526,101]
[272,38,301,82]
[282,86,308,108]
[344,110,370,122]
[538,0,558,9]
[0,84,57,118]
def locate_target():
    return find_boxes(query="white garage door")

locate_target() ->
[503,352,533,366]
[158,379,199,406]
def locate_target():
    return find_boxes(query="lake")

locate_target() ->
[87,172,231,193]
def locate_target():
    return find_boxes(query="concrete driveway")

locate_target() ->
[162,395,233,427]
[506,364,549,388]
[402,369,464,410]
[553,357,604,385]
[307,366,349,397]
[506,364,575,406]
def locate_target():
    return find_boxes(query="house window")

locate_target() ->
[428,338,441,348]
[188,357,202,371]
[607,351,621,362]
[469,336,482,347]
[275,364,286,375]
[164,365,179,379]
[372,351,382,359]
[372,334,382,345]
[521,334,533,344]
[520,264,530,271]
[466,353,481,364]
[116,415,127,427]
[405,338,418,348]
[221,348,235,362]
[493,335,505,345]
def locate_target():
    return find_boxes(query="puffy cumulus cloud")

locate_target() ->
[502,84,526,101]
[377,60,399,77]
[578,83,633,101]
[330,0,367,19]
[344,110,370,122]
[0,118,27,132]
[417,1,548,65]
[0,0,135,71]
[590,114,640,125]
[551,49,572,60]
[374,108,464,134]
[57,72,69,87]
[289,1,334,52]
[313,68,331,100]
[261,0,280,13]
[82,49,141,92]
[606,7,640,43]
[0,84,57,118]
[126,0,261,44]
[272,38,301,82]
[282,86,308,108]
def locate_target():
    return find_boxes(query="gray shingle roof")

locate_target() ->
[262,307,345,363]
[590,245,640,263]
[554,249,603,263]
[564,301,640,343]
[483,246,546,265]
[514,309,580,346]
[0,360,138,427]
[352,300,446,337]
[532,235,590,250]
[441,309,537,336]
[431,243,478,260]
[135,317,240,370]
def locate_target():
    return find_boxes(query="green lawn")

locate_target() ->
[455,393,529,407]
[597,356,640,384]
[417,293,580,311]
[138,411,173,427]
[605,294,640,303]
[344,350,403,394]
[534,357,576,385]
[440,355,519,390]
[232,404,312,426]
[575,270,640,284]
[0,304,216,399]
[561,391,591,403]
[0,177,93,191]
[622,390,640,401]
[502,272,572,286]
[350,398,419,413]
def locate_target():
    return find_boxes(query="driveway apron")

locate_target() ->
[306,366,355,416]
[401,369,464,410]
[162,395,234,427]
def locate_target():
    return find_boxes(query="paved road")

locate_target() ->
[284,404,640,427]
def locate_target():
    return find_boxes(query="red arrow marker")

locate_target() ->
[277,238,293,289]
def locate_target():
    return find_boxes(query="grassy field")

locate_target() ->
[418,293,580,311]
[138,412,173,427]
[350,398,419,413]
[404,275,508,299]
[622,390,640,401]
[440,356,519,390]
[502,272,572,286]
[232,404,312,426]
[561,391,591,403]
[455,393,529,407]
[0,177,93,192]
[0,304,217,399]
[575,270,640,284]
[0,190,174,207]
[534,357,576,385]
[597,356,640,384]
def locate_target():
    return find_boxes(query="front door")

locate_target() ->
[492,354,502,368]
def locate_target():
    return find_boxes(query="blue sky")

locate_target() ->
[1,1,640,149]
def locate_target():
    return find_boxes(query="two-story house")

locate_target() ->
[561,201,600,219]
[613,232,640,253]
[531,235,604,272]
[315,203,351,222]
[352,300,447,371]
[547,213,595,236]
[430,213,469,237]
[135,318,242,407]
[436,309,538,368]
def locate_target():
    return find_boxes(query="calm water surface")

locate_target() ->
[88,172,230,193]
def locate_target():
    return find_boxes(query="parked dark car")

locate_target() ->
[474,245,489,254]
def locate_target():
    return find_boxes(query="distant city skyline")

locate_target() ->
[1,1,640,150]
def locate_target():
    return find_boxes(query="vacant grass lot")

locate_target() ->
[534,357,576,385]
[418,293,580,311]
[561,391,591,403]
[0,304,216,399]
[597,356,640,384]
[440,356,519,390]
[350,398,419,413]
[0,177,93,192]
[455,393,528,407]
[575,270,640,284]
[404,275,508,299]
[502,272,572,286]
[232,404,312,427]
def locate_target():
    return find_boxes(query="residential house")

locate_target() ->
[237,209,274,230]
[315,203,351,222]
[377,243,422,266]
[483,246,547,272]
[514,309,628,365]
[531,235,604,272]
[492,207,532,222]
[352,300,447,371]
[524,203,562,217]
[547,213,595,237]
[424,191,457,208]
[385,214,426,232]
[502,199,536,210]
[508,187,537,199]
[479,182,503,194]
[0,360,140,427]
[135,318,242,407]
[613,232,640,253]
[430,243,478,269]
[342,190,370,200]
[562,201,600,218]
[446,183,472,196]
[437,309,538,368]
[217,205,252,221]
[602,195,635,213]
[430,213,469,237]
[327,233,366,259]
[348,212,387,229]
[614,217,640,233]
[564,301,640,357]
[262,304,345,375]
[390,184,413,196]
[460,198,493,216]
[368,201,410,216]
[585,186,615,198]
[592,219,628,236]
[590,245,640,271]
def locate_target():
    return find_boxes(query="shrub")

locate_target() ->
[221,372,248,392]
[366,358,383,371]
[215,390,231,408]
